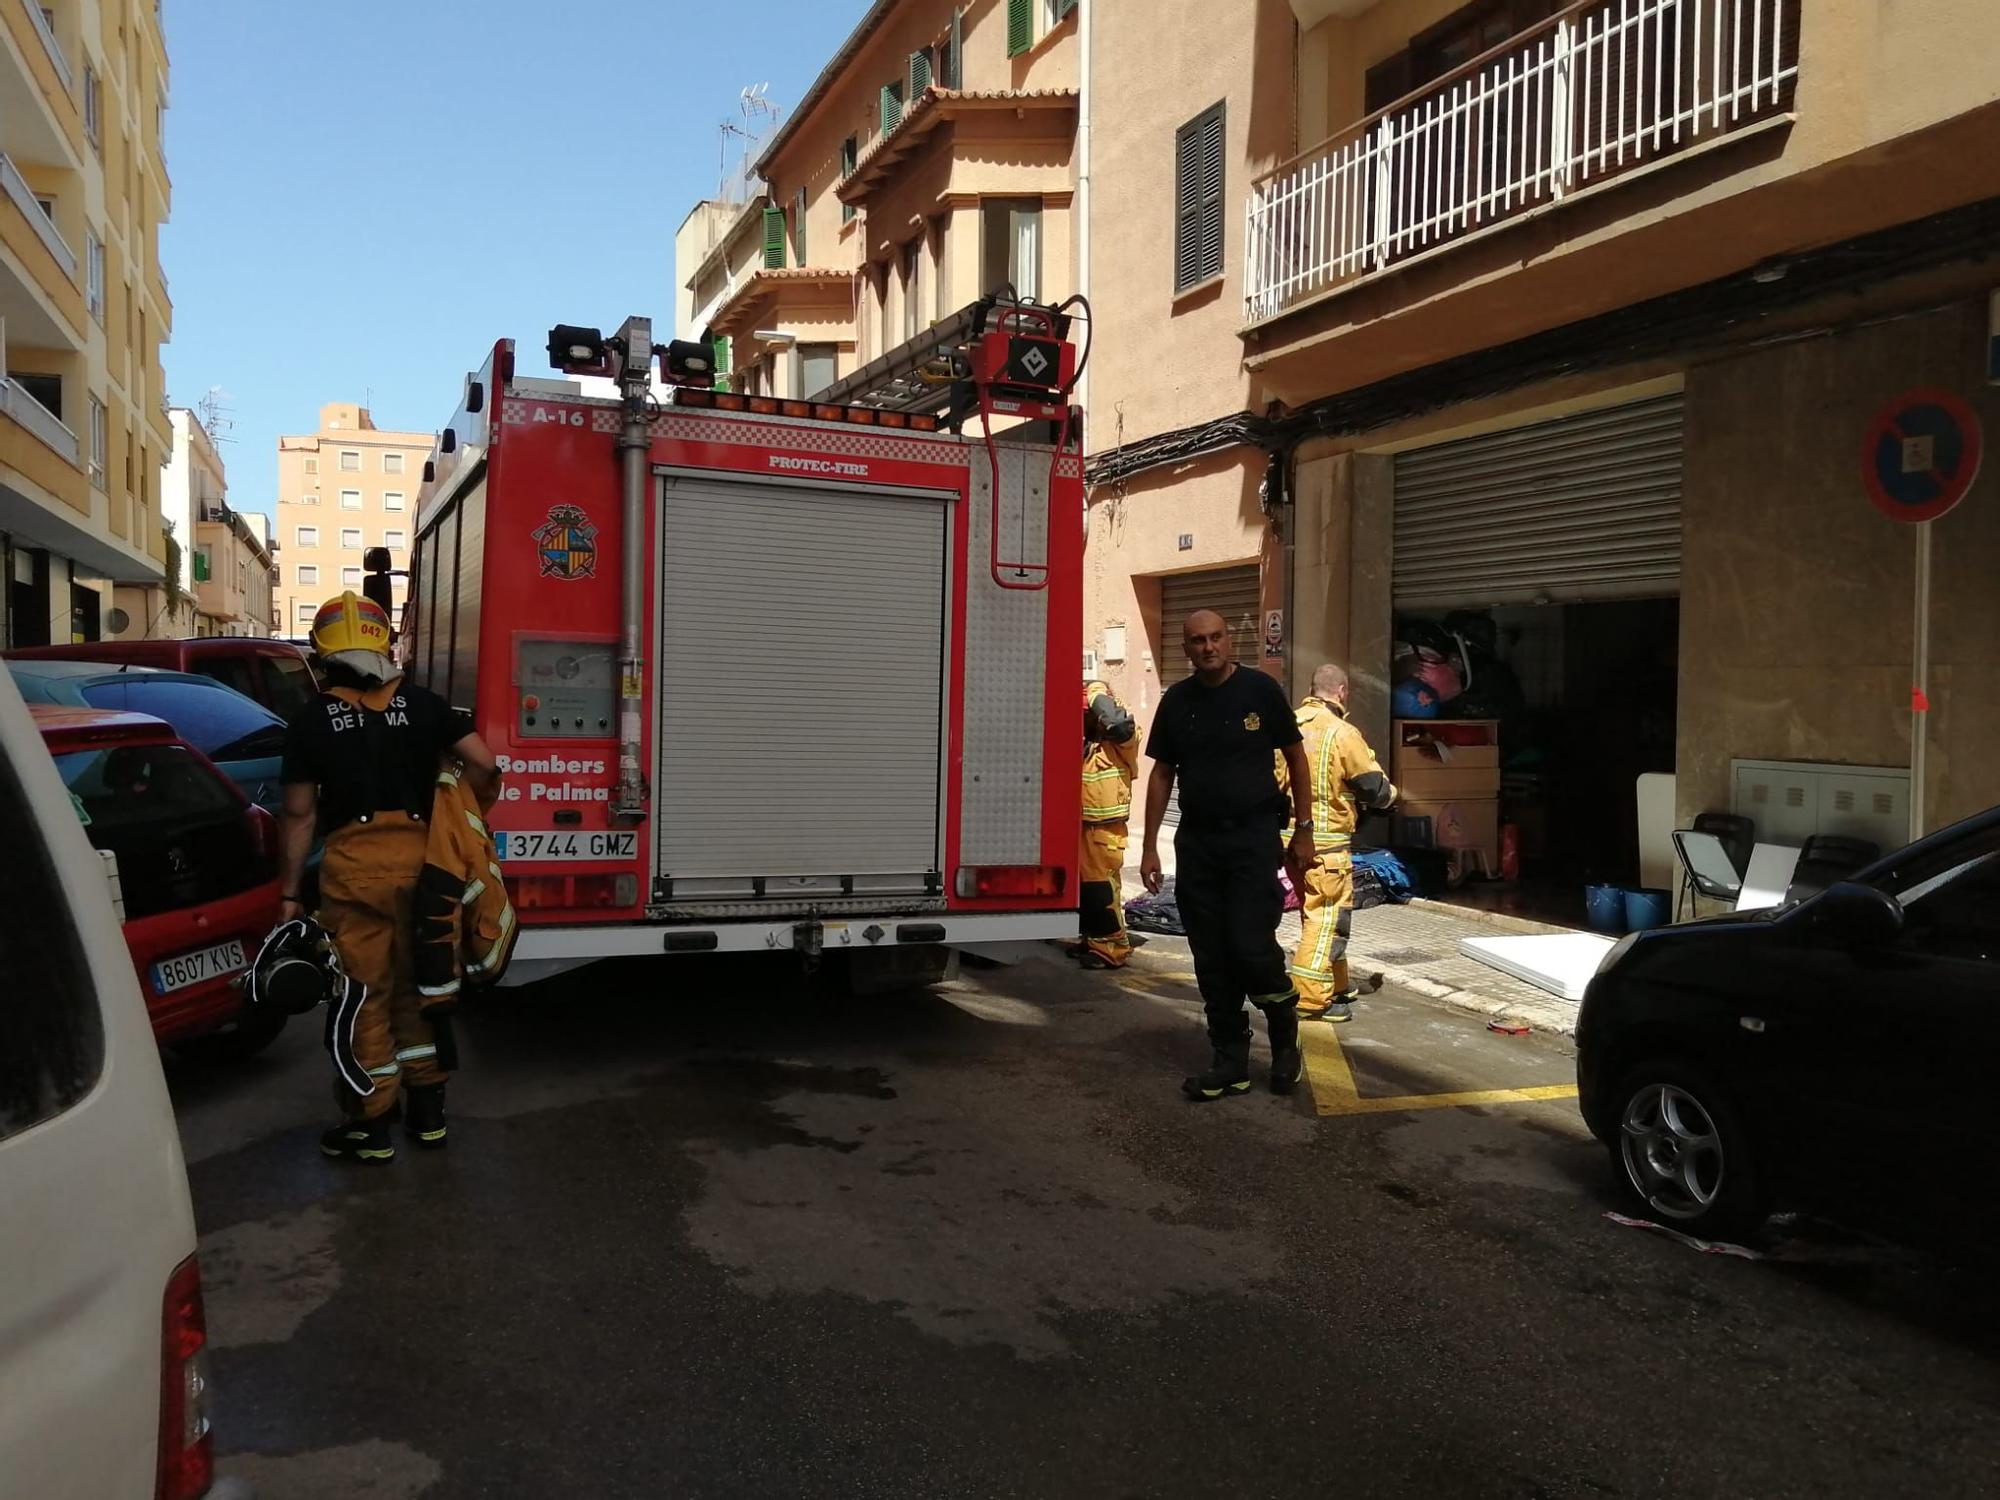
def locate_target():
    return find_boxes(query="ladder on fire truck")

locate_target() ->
[810,293,1088,435]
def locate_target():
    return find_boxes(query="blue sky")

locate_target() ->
[160,0,864,513]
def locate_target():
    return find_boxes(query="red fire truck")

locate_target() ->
[402,298,1086,986]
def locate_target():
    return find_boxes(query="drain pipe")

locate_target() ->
[611,315,654,823]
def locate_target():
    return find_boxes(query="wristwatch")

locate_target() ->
[1293,821,1314,833]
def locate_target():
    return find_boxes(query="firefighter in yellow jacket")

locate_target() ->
[278,593,502,1162]
[1280,664,1397,1022]
[1076,679,1140,968]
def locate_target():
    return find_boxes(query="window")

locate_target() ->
[339,488,362,509]
[383,529,407,550]
[981,198,1042,300]
[939,10,963,89]
[83,66,102,150]
[383,490,405,512]
[261,654,316,718]
[296,564,318,586]
[338,449,361,472]
[903,240,923,342]
[296,602,316,625]
[0,747,105,1143]
[342,566,362,587]
[295,525,319,547]
[1887,841,2000,963]
[382,452,404,475]
[909,46,933,97]
[192,544,212,583]
[840,137,857,224]
[340,528,362,549]
[797,344,837,399]
[793,187,807,266]
[81,680,283,762]
[1174,102,1226,292]
[304,456,318,475]
[880,78,904,134]
[88,397,107,488]
[299,491,320,506]
[85,233,105,323]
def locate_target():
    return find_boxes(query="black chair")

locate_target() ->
[1694,812,1753,882]
[1671,812,1756,920]
[1785,834,1880,905]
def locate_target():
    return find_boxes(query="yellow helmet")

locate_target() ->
[309,591,392,658]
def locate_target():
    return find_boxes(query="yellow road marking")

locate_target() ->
[1299,1022,1579,1117]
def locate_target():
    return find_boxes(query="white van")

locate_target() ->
[0,669,248,1498]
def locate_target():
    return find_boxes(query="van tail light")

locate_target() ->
[157,1254,214,1500]
[955,865,1067,900]
[247,805,279,874]
[508,873,640,911]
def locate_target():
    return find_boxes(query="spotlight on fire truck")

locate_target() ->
[660,339,716,387]
[546,323,613,377]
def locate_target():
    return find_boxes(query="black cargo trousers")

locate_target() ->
[1173,814,1299,1047]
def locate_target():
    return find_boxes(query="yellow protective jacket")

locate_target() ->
[412,764,519,1001]
[1082,735,1140,825]
[1277,698,1397,849]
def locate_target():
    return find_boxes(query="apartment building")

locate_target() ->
[275,403,427,638]
[675,193,771,368]
[703,0,1080,401]
[0,0,172,646]
[1084,0,2000,902]
[192,500,274,638]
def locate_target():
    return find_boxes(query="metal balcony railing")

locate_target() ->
[1245,0,1802,323]
[21,0,73,91]
[0,376,81,462]
[0,152,78,278]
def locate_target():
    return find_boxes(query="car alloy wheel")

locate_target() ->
[1619,1081,1727,1222]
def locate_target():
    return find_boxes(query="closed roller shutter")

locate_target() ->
[657,475,946,896]
[1158,564,1263,687]
[1392,394,1684,610]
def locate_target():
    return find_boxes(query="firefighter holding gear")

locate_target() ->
[1077,680,1140,968]
[277,592,501,1163]
[1282,664,1397,1023]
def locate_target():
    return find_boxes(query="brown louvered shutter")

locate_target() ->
[1174,103,1226,292]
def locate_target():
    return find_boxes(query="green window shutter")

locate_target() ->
[793,188,808,266]
[840,136,858,223]
[192,552,210,582]
[711,335,730,392]
[1056,0,1078,18]
[946,9,964,87]
[1007,0,1032,56]
[881,80,903,133]
[762,205,786,268]
[909,48,932,97]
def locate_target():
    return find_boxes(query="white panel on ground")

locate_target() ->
[1458,933,1615,1002]
[960,443,1049,865]
[657,475,947,888]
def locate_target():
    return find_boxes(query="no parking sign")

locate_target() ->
[1861,388,1983,524]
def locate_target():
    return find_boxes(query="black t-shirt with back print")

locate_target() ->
[1145,666,1301,827]
[280,681,474,832]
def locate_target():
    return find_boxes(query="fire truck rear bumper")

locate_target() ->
[498,910,1075,986]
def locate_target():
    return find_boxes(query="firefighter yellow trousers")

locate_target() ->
[1289,853,1355,1008]
[320,817,447,1120]
[1079,821,1132,966]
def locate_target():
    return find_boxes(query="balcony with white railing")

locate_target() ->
[21,0,73,91]
[1246,0,1801,326]
[0,150,77,278]
[0,375,80,462]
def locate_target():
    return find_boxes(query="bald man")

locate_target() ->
[1141,610,1316,1101]
[1280,664,1397,1022]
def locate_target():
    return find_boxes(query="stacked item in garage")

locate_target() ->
[1391,719,1502,880]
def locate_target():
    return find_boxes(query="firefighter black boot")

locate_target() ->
[319,1115,395,1163]
[1262,996,1304,1096]
[1181,1017,1253,1102]
[403,1083,448,1149]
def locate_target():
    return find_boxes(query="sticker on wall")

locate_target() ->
[1263,609,1285,661]
[532,504,598,580]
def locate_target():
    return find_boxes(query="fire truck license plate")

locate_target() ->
[495,830,639,863]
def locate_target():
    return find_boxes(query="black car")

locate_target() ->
[1577,807,2000,1242]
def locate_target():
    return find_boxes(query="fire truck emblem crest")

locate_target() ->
[532,504,597,580]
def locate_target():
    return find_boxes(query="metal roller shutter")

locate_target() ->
[1392,394,1684,610]
[1158,564,1263,686]
[656,475,946,893]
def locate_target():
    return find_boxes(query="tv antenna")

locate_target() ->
[195,386,235,445]
[718,82,779,198]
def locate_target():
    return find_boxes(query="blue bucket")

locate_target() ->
[1624,887,1672,932]
[1584,883,1628,935]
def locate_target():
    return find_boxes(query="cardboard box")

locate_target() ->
[1393,720,1501,779]
[1398,765,1503,801]
[1395,797,1499,859]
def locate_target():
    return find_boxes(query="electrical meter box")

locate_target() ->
[514,635,616,739]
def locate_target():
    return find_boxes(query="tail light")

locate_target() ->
[955,865,1067,899]
[508,873,640,911]
[156,1254,214,1500]
[246,805,279,874]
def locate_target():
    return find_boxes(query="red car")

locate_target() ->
[8,635,319,720]
[33,705,288,1057]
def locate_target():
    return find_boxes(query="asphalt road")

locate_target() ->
[171,936,2000,1499]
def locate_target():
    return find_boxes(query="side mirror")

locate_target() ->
[1805,880,1905,946]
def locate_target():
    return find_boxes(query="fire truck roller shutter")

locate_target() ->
[656,474,948,899]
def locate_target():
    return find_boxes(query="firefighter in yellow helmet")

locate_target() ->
[277,592,501,1162]
[1076,679,1140,968]
[1278,664,1397,1022]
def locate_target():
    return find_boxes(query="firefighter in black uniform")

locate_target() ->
[1140,610,1316,1101]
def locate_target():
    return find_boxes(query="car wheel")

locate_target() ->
[175,1005,289,1064]
[1609,1060,1769,1242]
